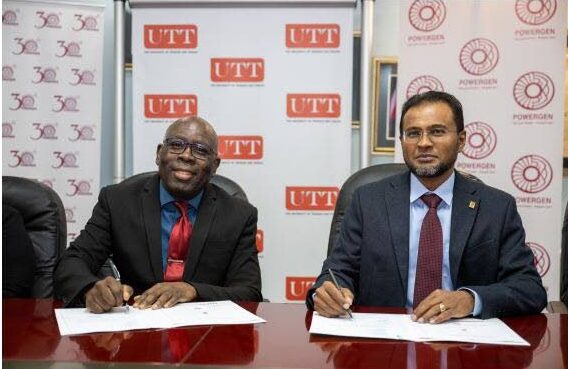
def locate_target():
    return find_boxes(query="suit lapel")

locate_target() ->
[385,172,411,294]
[185,183,217,279]
[142,174,164,281]
[449,172,480,286]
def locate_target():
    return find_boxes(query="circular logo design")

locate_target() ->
[515,0,557,25]
[408,0,446,32]
[406,75,444,98]
[2,123,14,137]
[84,16,98,30]
[459,38,499,76]
[511,154,553,193]
[462,122,497,160]
[22,95,35,109]
[2,66,14,80]
[513,71,555,110]
[526,242,550,277]
[20,152,35,166]
[24,40,39,54]
[77,180,91,194]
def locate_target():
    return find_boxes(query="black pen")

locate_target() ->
[327,268,353,318]
[109,259,129,312]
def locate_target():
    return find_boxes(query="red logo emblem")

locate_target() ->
[31,123,58,140]
[73,14,99,31]
[13,38,39,55]
[286,186,339,211]
[462,122,497,160]
[67,179,92,196]
[35,11,61,29]
[53,95,79,112]
[70,68,96,85]
[513,72,555,110]
[408,0,446,32]
[515,0,557,25]
[210,58,264,82]
[33,66,58,84]
[40,178,55,188]
[218,136,263,160]
[256,230,264,253]
[527,242,550,277]
[69,124,96,141]
[8,150,36,167]
[52,151,79,169]
[286,277,316,301]
[144,94,197,118]
[65,208,76,223]
[10,93,36,111]
[511,155,553,193]
[3,10,18,25]
[3,66,15,81]
[286,94,341,118]
[406,75,444,98]
[144,25,197,49]
[3,122,15,138]
[56,41,81,57]
[459,38,499,76]
[285,24,340,48]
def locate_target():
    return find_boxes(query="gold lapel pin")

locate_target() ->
[468,201,476,209]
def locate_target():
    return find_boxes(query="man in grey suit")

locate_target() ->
[55,116,262,313]
[307,91,546,323]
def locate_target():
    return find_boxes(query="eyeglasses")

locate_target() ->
[163,138,213,160]
[401,127,457,143]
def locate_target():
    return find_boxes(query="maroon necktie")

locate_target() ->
[413,193,443,308]
[164,201,192,282]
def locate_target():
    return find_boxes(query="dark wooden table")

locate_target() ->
[3,299,566,368]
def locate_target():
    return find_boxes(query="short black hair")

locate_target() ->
[399,91,464,135]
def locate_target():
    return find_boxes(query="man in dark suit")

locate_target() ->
[307,91,546,323]
[55,116,262,312]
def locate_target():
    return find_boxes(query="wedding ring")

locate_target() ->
[439,303,447,313]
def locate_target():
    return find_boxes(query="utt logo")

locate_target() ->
[218,136,263,160]
[3,9,18,25]
[286,277,316,301]
[67,179,92,196]
[144,94,197,118]
[56,40,82,57]
[31,123,58,140]
[35,11,61,29]
[513,71,554,110]
[515,0,556,25]
[8,150,36,167]
[3,65,15,81]
[53,95,79,112]
[70,68,96,85]
[10,93,37,111]
[33,66,58,84]
[256,230,264,253]
[69,124,96,141]
[287,94,341,118]
[65,208,76,223]
[3,122,15,138]
[406,75,444,98]
[527,242,550,277]
[511,154,553,194]
[210,58,264,82]
[408,0,446,32]
[52,151,79,169]
[286,24,340,48]
[144,25,197,49]
[73,14,99,31]
[286,186,339,211]
[13,38,39,55]
[462,122,497,160]
[459,38,499,76]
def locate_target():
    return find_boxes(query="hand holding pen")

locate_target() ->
[84,260,133,314]
[312,269,354,318]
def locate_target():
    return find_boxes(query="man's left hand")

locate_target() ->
[133,282,197,309]
[412,289,474,324]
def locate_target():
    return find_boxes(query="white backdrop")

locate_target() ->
[131,3,354,302]
[396,0,566,300]
[2,0,105,244]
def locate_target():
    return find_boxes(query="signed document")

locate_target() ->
[309,313,529,346]
[55,300,266,336]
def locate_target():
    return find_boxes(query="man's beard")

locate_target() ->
[405,156,457,178]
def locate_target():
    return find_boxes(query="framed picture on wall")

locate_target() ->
[352,32,361,127]
[371,57,398,154]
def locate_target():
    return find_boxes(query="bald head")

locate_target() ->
[165,116,218,153]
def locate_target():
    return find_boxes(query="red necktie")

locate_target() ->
[413,193,443,308]
[164,201,192,282]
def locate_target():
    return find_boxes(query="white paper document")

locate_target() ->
[309,313,529,346]
[55,300,266,336]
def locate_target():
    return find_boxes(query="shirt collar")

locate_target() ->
[409,170,455,206]
[159,180,204,210]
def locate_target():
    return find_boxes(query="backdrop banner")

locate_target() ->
[2,0,105,244]
[131,4,353,302]
[396,0,566,300]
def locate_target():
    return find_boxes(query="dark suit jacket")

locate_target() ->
[307,171,547,319]
[54,174,262,306]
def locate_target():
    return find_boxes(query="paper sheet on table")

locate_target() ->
[55,300,266,336]
[309,312,529,346]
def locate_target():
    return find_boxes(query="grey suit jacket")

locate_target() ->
[54,174,262,306]
[307,171,547,319]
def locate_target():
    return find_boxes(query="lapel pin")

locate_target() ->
[468,201,476,209]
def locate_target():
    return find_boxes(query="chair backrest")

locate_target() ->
[2,176,67,298]
[561,200,568,307]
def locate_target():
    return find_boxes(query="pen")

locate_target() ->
[327,268,353,319]
[109,259,129,312]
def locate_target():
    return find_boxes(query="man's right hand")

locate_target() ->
[313,281,354,318]
[85,276,133,313]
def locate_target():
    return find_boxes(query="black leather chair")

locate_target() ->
[2,176,67,297]
[548,201,568,313]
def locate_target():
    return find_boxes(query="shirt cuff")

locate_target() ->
[459,287,482,316]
